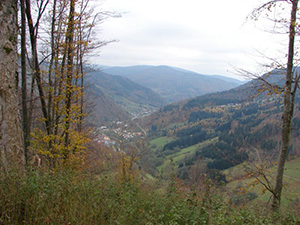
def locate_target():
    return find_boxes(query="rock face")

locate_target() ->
[0,0,24,171]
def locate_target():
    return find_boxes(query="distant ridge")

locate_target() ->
[102,65,244,103]
[137,68,295,129]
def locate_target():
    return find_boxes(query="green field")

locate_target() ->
[284,157,300,179]
[166,122,185,129]
[157,137,218,172]
[150,136,175,149]
[151,135,300,206]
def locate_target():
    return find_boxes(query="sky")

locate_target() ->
[90,0,290,80]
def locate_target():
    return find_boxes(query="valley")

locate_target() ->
[86,65,244,125]
[89,67,300,207]
[85,70,165,125]
[4,0,300,222]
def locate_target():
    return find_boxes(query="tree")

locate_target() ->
[20,0,30,165]
[21,0,115,167]
[25,0,88,166]
[272,0,299,210]
[0,0,25,171]
[248,0,300,210]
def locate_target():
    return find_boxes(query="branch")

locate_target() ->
[34,0,50,34]
[236,68,284,95]
[39,53,52,65]
[248,0,290,21]
[248,163,276,196]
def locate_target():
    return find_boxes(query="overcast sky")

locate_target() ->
[90,0,289,79]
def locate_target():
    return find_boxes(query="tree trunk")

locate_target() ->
[25,0,50,135]
[271,0,298,211]
[0,0,25,172]
[64,0,75,154]
[21,0,30,166]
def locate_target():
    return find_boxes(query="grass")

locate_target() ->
[168,145,198,161]
[150,136,174,149]
[284,157,300,179]
[225,157,300,207]
[166,122,185,129]
[157,137,219,172]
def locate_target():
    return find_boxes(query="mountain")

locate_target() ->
[139,69,291,129]
[85,70,166,125]
[178,68,290,110]
[102,65,244,103]
[210,75,247,85]
[138,69,300,180]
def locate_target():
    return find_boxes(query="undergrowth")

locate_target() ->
[0,168,299,224]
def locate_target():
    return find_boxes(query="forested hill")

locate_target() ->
[139,69,300,181]
[139,69,290,129]
[86,71,166,126]
[102,65,244,103]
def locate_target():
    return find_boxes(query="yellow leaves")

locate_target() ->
[30,127,90,168]
[273,87,280,94]
[25,0,100,169]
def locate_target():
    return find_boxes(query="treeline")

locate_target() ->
[163,130,209,151]
[183,97,240,110]
[163,124,216,151]
[176,124,203,137]
[188,111,223,123]
[153,102,282,172]
[197,118,280,170]
[161,104,180,112]
[200,141,248,170]
[172,104,282,172]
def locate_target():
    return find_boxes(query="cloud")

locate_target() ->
[90,0,288,78]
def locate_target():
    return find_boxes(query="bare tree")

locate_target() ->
[248,0,300,210]
[272,0,299,210]
[25,0,51,135]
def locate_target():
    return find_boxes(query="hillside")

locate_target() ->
[225,157,300,207]
[138,69,291,129]
[102,65,244,103]
[85,84,131,126]
[86,70,166,126]
[138,69,300,191]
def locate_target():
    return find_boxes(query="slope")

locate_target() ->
[86,70,166,125]
[85,82,130,126]
[139,69,300,182]
[103,65,244,103]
